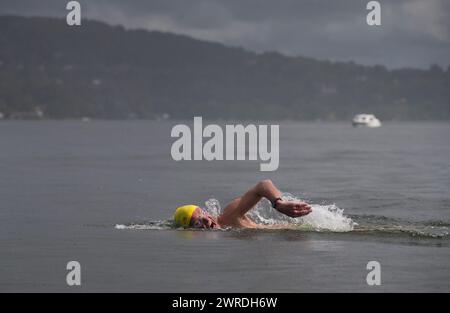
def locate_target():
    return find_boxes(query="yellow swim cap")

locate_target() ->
[173,205,199,228]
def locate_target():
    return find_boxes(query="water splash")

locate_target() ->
[115,220,173,230]
[205,198,222,217]
[252,195,355,232]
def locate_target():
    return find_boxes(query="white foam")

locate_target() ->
[297,203,355,232]
[205,198,222,216]
[114,221,171,230]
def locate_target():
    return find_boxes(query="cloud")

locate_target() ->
[1,0,449,69]
[400,0,449,43]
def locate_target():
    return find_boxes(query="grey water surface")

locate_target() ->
[0,120,449,292]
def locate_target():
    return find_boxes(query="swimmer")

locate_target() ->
[173,179,312,229]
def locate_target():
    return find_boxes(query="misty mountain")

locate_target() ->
[0,15,449,120]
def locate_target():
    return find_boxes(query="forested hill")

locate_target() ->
[0,15,449,120]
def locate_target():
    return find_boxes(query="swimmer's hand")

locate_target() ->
[275,200,312,218]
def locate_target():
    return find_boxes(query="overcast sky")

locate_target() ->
[1,0,449,69]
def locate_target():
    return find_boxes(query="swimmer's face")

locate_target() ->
[190,207,218,229]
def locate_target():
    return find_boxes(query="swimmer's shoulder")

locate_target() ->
[218,214,260,229]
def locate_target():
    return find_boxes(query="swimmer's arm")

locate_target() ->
[220,180,311,223]
[221,180,279,221]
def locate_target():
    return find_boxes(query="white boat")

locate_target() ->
[352,114,381,128]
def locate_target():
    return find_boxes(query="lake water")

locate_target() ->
[0,120,449,292]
